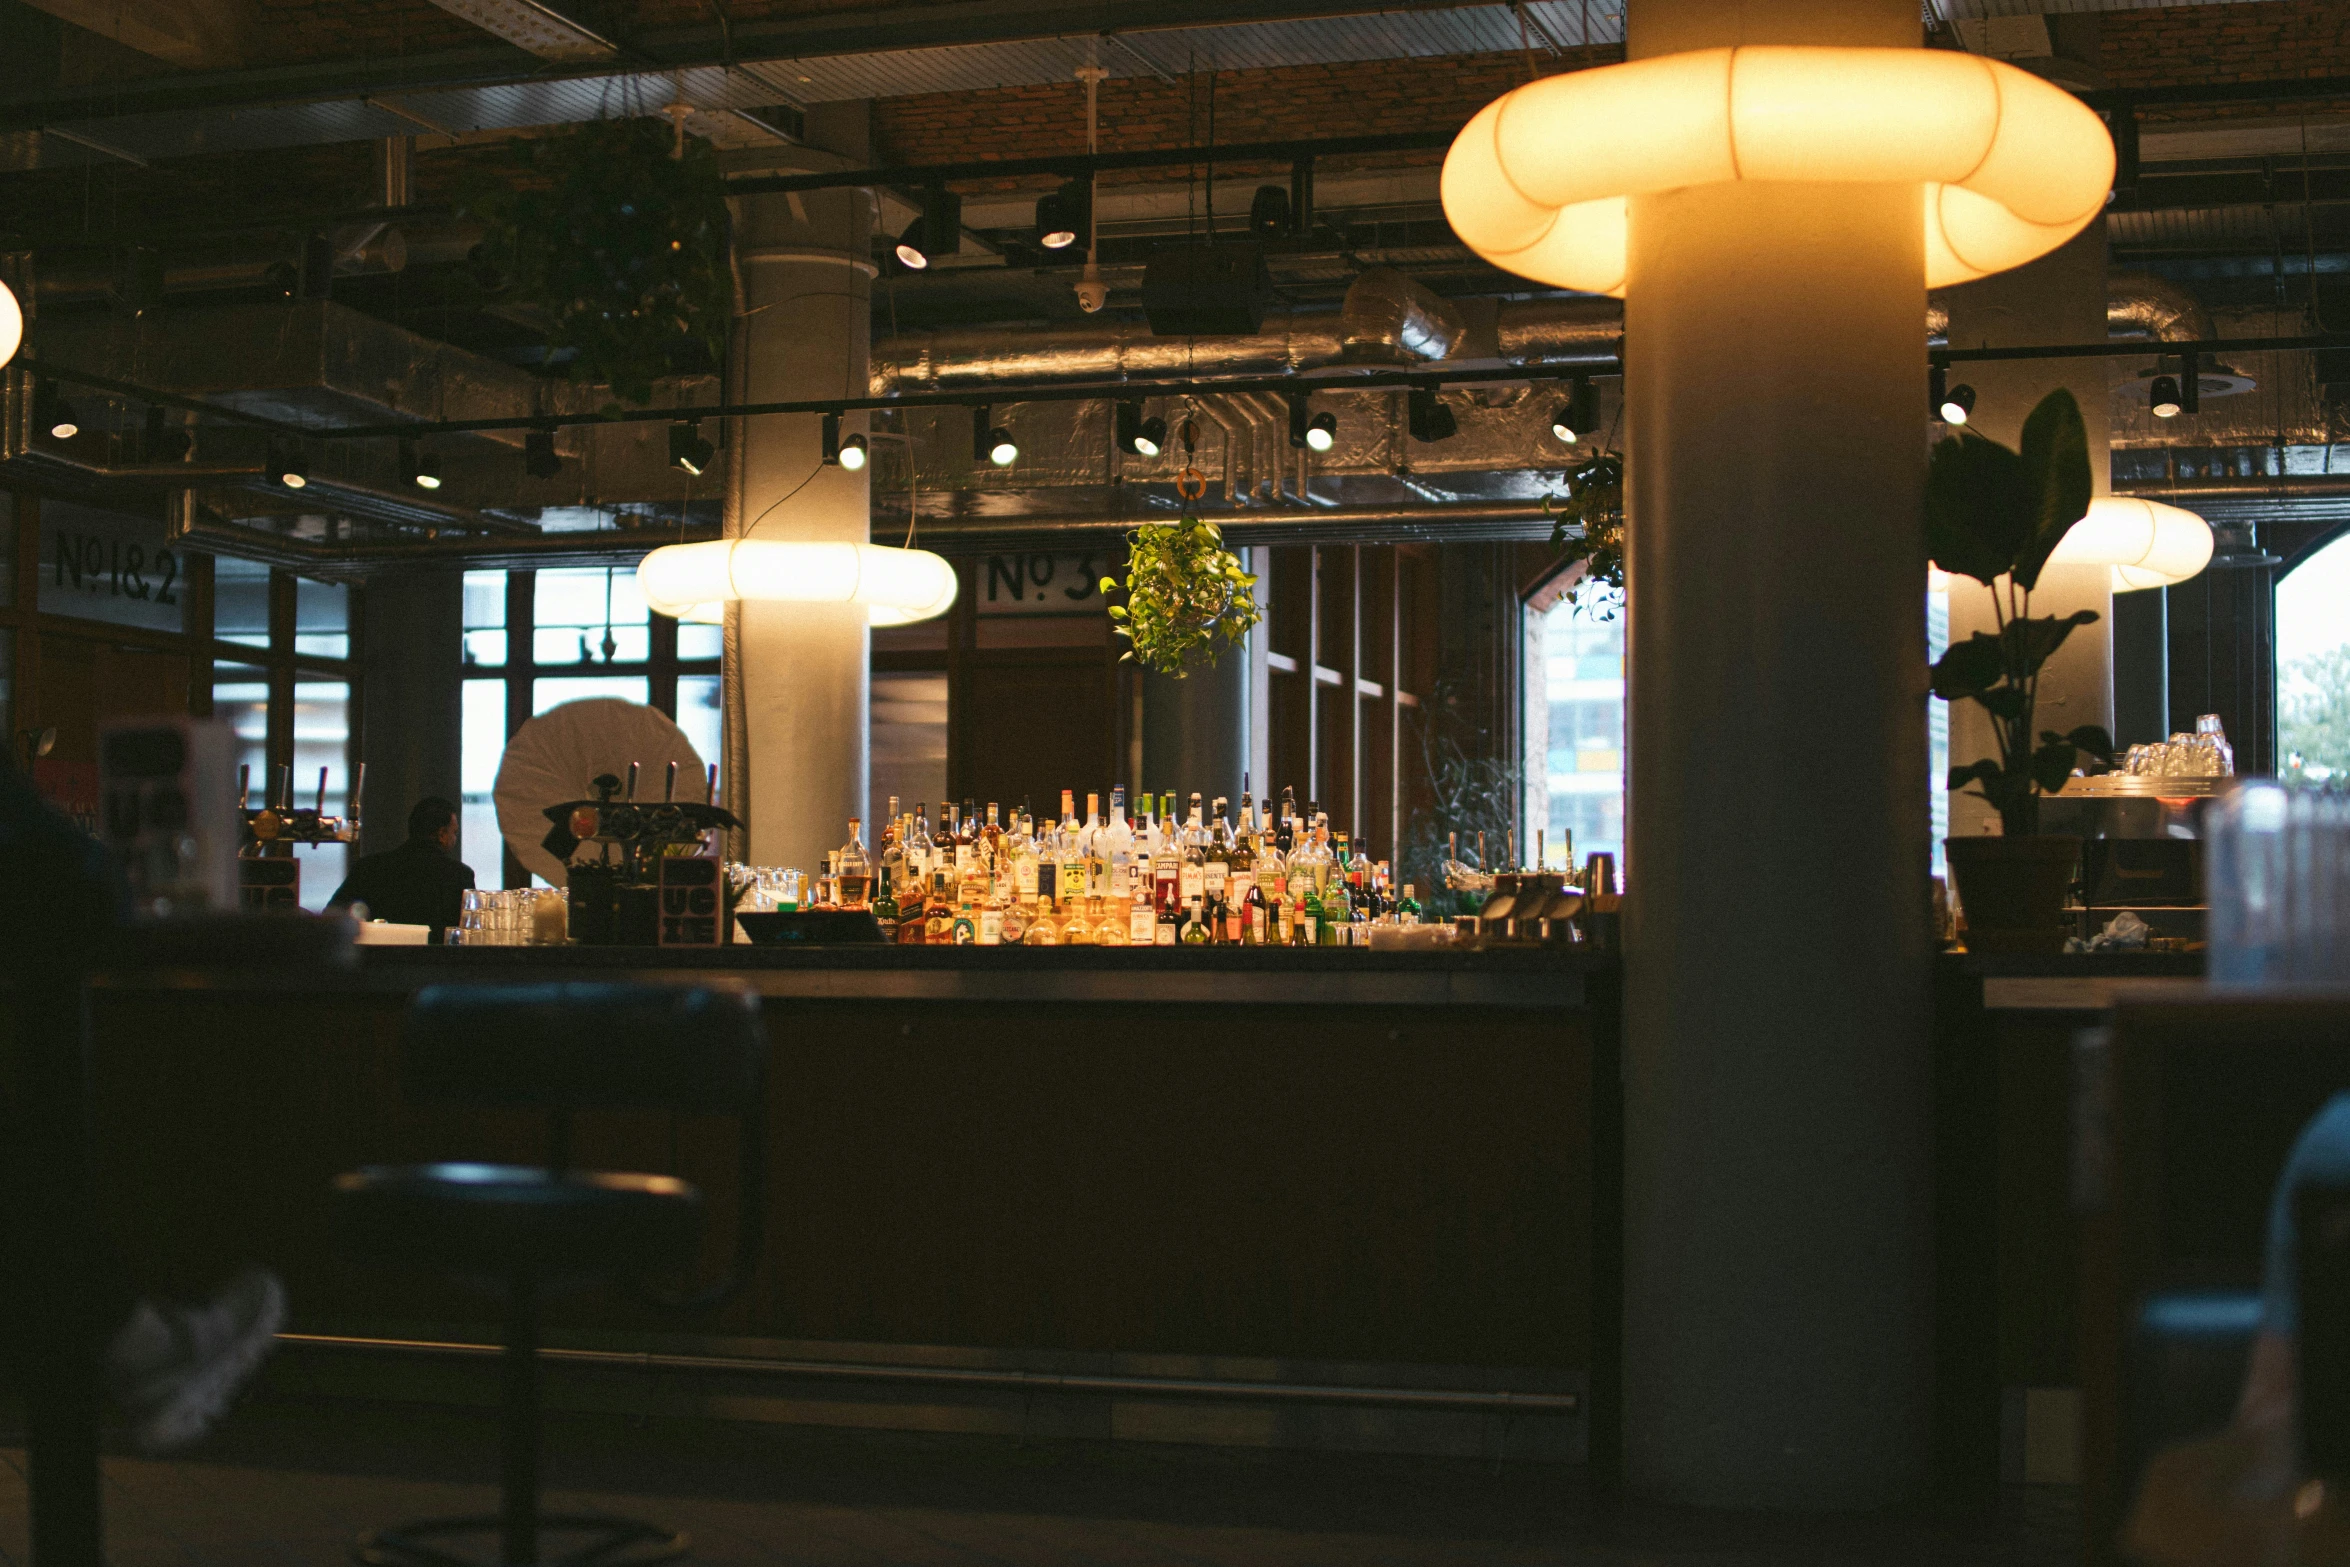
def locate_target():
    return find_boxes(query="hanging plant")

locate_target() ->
[466,117,732,406]
[1544,450,1625,617]
[1101,500,1262,678]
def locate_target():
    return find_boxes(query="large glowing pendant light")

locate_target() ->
[0,279,21,367]
[637,539,958,628]
[1442,46,2114,295]
[2049,496,2213,590]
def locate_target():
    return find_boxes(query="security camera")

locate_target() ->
[1073,262,1108,315]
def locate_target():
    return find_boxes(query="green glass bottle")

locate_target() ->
[871,863,898,927]
[1299,884,1324,947]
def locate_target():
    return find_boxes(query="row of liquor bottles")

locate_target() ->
[818,785,1423,946]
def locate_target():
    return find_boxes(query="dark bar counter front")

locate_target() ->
[80,943,1616,1456]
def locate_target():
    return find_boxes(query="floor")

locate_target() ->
[0,1394,2077,1566]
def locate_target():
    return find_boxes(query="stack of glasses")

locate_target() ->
[2209,780,2350,984]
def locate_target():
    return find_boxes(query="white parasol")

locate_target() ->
[492,699,707,887]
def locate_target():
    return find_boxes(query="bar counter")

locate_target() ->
[71,941,1617,1448]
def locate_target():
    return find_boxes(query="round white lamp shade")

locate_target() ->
[638,539,959,628]
[0,280,21,368]
[1442,46,2114,296]
[2050,496,2214,591]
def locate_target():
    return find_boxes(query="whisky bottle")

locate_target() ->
[837,819,873,908]
[1128,876,1157,946]
[924,872,954,944]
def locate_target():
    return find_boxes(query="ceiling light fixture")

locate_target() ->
[638,539,960,628]
[1940,383,1976,427]
[36,383,79,440]
[1035,178,1089,251]
[400,441,442,490]
[1248,184,1293,242]
[524,428,561,479]
[973,406,1017,467]
[2149,375,2182,420]
[895,189,963,271]
[669,419,715,476]
[1407,385,1458,443]
[1441,47,2112,296]
[1552,376,1600,444]
[2049,496,2213,590]
[1286,394,1337,453]
[269,442,309,489]
[821,412,869,470]
[0,278,20,367]
[1116,400,1166,458]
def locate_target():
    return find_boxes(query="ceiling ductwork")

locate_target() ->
[1925,271,2217,344]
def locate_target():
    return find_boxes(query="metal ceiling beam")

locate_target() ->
[0,0,1406,134]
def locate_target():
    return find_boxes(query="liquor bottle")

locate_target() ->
[956,799,980,875]
[1204,797,1233,909]
[924,872,954,944]
[1128,874,1157,946]
[1348,873,1371,944]
[1083,793,1108,897]
[1058,791,1088,909]
[1244,873,1270,946]
[1152,812,1181,923]
[1096,895,1129,947]
[951,896,977,944]
[1274,883,1296,946]
[999,894,1029,946]
[1011,808,1040,905]
[1102,787,1135,901]
[1298,881,1324,947]
[1179,795,1207,908]
[1181,896,1210,944]
[871,862,899,928]
[1398,882,1422,925]
[880,796,904,885]
[1023,900,1062,945]
[907,804,933,887]
[1226,805,1255,931]
[1278,787,1298,854]
[1322,865,1351,936]
[979,875,1005,945]
[837,819,873,908]
[1061,897,1095,945]
[982,802,1004,877]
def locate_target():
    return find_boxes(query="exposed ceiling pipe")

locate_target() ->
[1924,272,2214,344]
[1339,267,1467,363]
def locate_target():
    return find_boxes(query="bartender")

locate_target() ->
[328,796,475,937]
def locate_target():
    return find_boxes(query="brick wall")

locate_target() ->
[2101,0,2350,90]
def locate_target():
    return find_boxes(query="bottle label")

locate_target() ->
[1017,857,1038,898]
[979,908,1003,945]
[1180,864,1205,901]
[1131,904,1156,944]
[1037,863,1058,903]
[1303,914,1319,944]
[1228,870,1252,905]
[1250,904,1268,944]
[1108,859,1131,899]
[1154,921,1177,946]
[1289,871,1313,901]
[1203,861,1228,898]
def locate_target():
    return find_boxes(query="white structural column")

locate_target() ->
[1621,0,1935,1509]
[727,141,876,872]
[1943,223,2115,839]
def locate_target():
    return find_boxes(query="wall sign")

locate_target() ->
[975,552,1110,617]
[37,501,189,634]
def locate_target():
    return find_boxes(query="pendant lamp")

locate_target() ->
[637,539,959,628]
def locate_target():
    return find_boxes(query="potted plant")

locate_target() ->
[1100,506,1262,677]
[1929,387,2114,952]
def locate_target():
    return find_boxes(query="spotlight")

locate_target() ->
[1035,178,1089,251]
[524,428,561,479]
[35,382,79,440]
[2149,375,2182,420]
[400,441,441,490]
[972,406,1018,467]
[894,190,963,271]
[269,441,309,489]
[1407,385,1457,444]
[1941,382,1976,427]
[821,411,869,470]
[669,418,715,476]
[1551,376,1600,444]
[1248,184,1292,242]
[1116,400,1166,458]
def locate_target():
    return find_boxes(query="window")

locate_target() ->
[290,680,351,909]
[295,579,350,659]
[460,678,508,891]
[535,567,649,667]
[535,675,650,713]
[463,569,508,668]
[215,557,272,649]
[212,665,270,804]
[1524,586,1625,871]
[2279,532,2350,784]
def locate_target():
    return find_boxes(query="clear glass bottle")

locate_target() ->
[999,895,1030,946]
[1102,786,1136,902]
[1023,901,1062,945]
[1096,895,1129,946]
[1061,897,1095,945]
[837,819,873,908]
[1129,876,1157,946]
[1179,795,1207,908]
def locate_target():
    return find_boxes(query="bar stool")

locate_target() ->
[333,982,766,1567]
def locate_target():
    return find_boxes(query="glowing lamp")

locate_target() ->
[638,539,959,628]
[2049,496,2213,591]
[1442,46,2114,296]
[0,280,20,368]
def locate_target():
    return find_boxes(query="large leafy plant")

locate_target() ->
[1929,388,2113,836]
[1102,513,1262,676]
[467,117,732,406]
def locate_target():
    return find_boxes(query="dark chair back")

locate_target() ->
[404,982,763,1114]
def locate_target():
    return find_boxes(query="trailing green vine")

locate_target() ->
[465,117,732,406]
[1544,451,1625,618]
[1101,512,1262,677]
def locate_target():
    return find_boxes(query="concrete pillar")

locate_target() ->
[1141,655,1247,807]
[1940,223,2114,839]
[726,104,875,872]
[1621,0,1933,1509]
[357,565,461,855]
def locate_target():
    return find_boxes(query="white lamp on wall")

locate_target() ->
[637,539,959,628]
